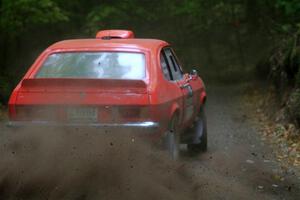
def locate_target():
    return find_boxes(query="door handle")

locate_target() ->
[186,75,193,82]
[180,83,190,89]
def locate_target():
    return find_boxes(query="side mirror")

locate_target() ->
[190,69,198,76]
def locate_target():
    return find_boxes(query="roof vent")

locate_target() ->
[96,30,135,39]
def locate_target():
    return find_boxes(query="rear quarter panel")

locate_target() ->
[147,45,184,134]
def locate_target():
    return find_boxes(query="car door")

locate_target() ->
[162,48,195,126]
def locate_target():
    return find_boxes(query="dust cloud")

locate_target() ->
[0,128,196,200]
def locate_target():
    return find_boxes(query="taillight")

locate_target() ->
[118,106,150,122]
[97,106,149,123]
[14,106,57,121]
[120,107,141,119]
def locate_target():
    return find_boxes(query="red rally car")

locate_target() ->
[8,30,207,158]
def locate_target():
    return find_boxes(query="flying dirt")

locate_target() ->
[0,127,197,200]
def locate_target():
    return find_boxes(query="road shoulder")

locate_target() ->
[242,83,300,177]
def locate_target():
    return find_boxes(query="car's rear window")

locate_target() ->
[36,52,146,79]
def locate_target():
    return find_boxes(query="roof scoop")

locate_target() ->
[96,30,135,39]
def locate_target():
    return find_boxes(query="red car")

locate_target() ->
[8,30,207,159]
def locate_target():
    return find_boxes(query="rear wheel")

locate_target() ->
[187,107,207,153]
[166,116,180,160]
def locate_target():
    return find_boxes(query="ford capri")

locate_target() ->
[8,30,207,159]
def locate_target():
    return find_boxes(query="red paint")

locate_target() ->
[8,30,207,138]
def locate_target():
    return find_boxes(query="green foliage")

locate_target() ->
[0,0,68,35]
[86,5,126,34]
[276,0,300,16]
[273,0,300,34]
[268,34,300,89]
[172,0,245,32]
[85,0,158,35]
[259,3,300,125]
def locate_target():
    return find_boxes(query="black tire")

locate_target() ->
[187,107,207,153]
[166,116,180,160]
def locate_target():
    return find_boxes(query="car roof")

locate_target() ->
[48,38,169,51]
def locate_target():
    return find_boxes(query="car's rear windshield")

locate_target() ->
[36,52,146,79]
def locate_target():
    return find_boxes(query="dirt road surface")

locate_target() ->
[183,85,300,199]
[0,84,299,199]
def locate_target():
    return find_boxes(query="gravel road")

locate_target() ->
[185,85,300,199]
[0,84,299,199]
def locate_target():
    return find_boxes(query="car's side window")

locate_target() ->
[160,52,172,81]
[163,48,183,81]
[170,48,184,73]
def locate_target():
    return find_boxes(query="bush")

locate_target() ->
[263,34,300,97]
[286,89,300,125]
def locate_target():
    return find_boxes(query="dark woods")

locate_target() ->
[0,0,300,106]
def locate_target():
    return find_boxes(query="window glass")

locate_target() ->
[160,52,172,80]
[164,48,183,80]
[170,48,184,73]
[36,52,146,80]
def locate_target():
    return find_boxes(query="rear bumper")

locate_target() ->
[7,121,160,134]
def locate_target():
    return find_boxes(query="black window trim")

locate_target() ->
[169,55,178,72]
[163,47,184,81]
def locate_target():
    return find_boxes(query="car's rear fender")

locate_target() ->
[169,103,180,123]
